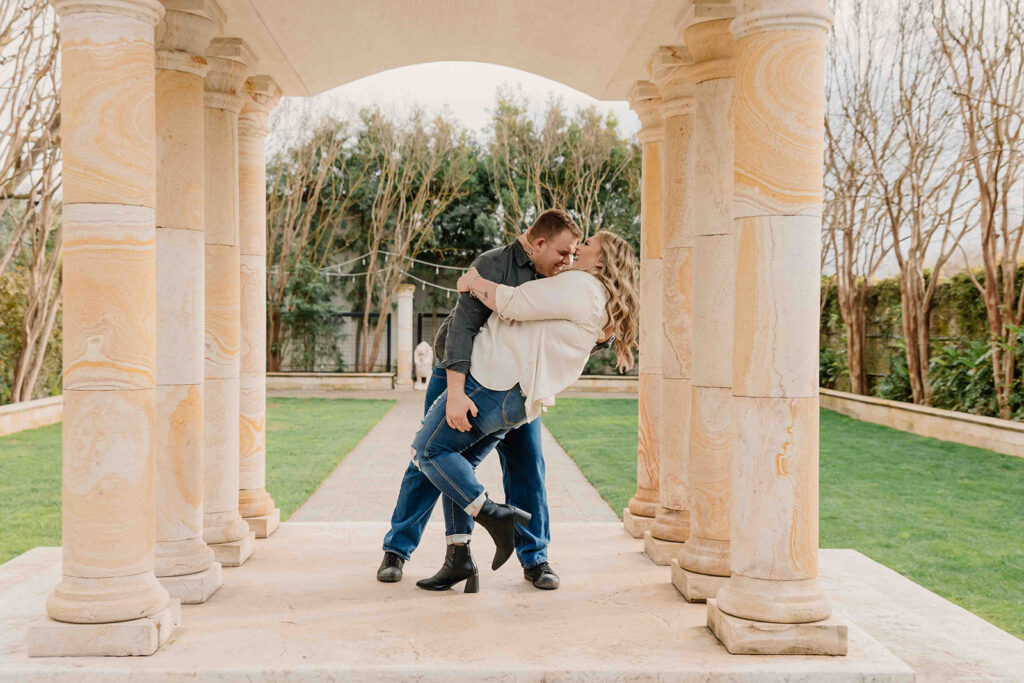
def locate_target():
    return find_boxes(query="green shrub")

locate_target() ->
[929,339,997,416]
[819,345,845,389]
[875,345,913,402]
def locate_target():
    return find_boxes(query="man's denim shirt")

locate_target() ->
[433,239,613,375]
[434,240,539,375]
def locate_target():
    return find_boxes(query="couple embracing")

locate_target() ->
[377,209,639,594]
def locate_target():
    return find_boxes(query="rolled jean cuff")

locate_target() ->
[446,534,472,545]
[464,492,487,516]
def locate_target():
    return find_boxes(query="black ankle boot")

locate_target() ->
[415,543,479,593]
[474,499,532,571]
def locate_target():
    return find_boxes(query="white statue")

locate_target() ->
[413,341,434,391]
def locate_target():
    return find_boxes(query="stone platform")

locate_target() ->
[5,520,987,682]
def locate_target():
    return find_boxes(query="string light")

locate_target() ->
[273,249,467,294]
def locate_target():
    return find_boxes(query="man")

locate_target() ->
[378,208,583,590]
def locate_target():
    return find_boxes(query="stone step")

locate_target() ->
[0,522,940,680]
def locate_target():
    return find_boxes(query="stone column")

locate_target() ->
[623,82,663,539]
[238,75,281,539]
[395,284,416,387]
[202,37,256,567]
[645,48,694,565]
[152,0,223,606]
[707,0,847,655]
[27,0,180,657]
[674,7,736,603]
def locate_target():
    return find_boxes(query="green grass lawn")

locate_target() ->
[0,398,393,565]
[543,398,1024,639]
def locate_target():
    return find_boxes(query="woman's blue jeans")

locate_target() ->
[411,374,529,536]
[382,367,551,567]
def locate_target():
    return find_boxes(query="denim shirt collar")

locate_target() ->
[511,239,535,270]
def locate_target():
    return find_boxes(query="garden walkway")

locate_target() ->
[1,390,1022,681]
[290,390,619,524]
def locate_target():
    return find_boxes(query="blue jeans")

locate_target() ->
[381,367,551,568]
[412,374,528,521]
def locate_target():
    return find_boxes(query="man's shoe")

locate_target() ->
[524,562,560,590]
[377,551,405,582]
[416,543,480,593]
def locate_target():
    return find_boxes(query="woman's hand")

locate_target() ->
[456,267,480,293]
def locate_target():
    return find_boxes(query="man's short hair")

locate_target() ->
[526,208,584,242]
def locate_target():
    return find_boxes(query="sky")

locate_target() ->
[279,60,641,141]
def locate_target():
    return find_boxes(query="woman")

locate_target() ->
[409,230,639,593]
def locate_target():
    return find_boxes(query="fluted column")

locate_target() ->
[707,0,847,655]
[152,0,223,606]
[27,0,179,657]
[674,7,736,603]
[644,48,695,565]
[623,82,663,539]
[395,284,416,387]
[238,74,281,539]
[202,37,256,567]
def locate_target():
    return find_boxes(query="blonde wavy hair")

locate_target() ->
[585,230,640,372]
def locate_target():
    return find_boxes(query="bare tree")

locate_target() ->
[0,1,62,402]
[265,111,367,372]
[9,142,61,402]
[0,0,59,277]
[824,0,893,394]
[488,88,564,241]
[936,0,1024,419]
[487,87,635,241]
[355,108,474,372]
[863,0,972,405]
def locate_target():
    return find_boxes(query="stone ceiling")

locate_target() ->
[215,0,694,98]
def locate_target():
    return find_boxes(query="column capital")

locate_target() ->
[629,81,663,144]
[650,46,695,119]
[397,284,417,297]
[729,0,832,40]
[156,3,222,76]
[204,38,254,113]
[238,75,281,139]
[675,0,736,34]
[52,0,164,24]
[684,17,736,84]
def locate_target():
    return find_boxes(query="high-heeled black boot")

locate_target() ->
[415,543,479,593]
[474,499,532,571]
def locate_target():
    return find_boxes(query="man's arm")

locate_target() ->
[443,256,502,432]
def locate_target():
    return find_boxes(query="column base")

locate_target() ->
[716,574,832,624]
[643,530,685,566]
[707,598,848,655]
[622,509,654,539]
[203,510,252,546]
[677,535,730,577]
[209,532,256,567]
[159,563,222,604]
[671,558,727,602]
[627,490,659,519]
[244,508,280,539]
[27,598,181,657]
[650,506,690,544]
[238,488,276,519]
[154,537,215,578]
[395,378,413,387]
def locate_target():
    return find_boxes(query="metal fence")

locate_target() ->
[417,312,446,348]
[278,312,392,373]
